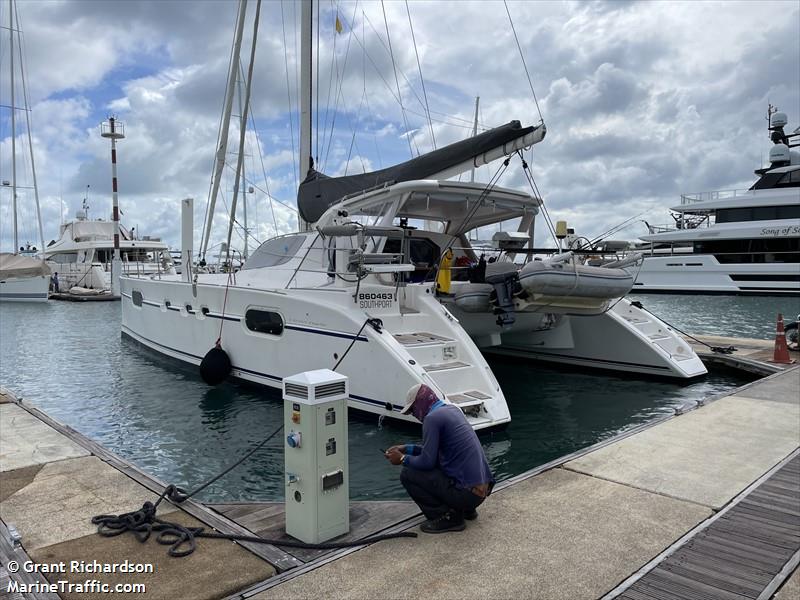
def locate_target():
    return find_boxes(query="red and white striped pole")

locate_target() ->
[101,117,125,296]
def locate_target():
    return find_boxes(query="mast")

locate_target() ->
[298,0,312,231]
[10,0,18,251]
[200,0,248,259]
[470,96,479,183]
[15,0,44,254]
[224,0,261,259]
[236,67,249,259]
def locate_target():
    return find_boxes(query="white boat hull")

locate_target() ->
[466,298,707,379]
[0,275,49,302]
[629,255,799,295]
[120,276,511,430]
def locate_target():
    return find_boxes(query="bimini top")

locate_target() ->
[319,179,541,236]
[297,120,545,224]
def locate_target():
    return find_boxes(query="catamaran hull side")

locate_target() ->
[120,277,510,430]
[0,275,49,302]
[475,298,707,379]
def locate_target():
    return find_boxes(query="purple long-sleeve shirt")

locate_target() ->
[404,403,495,490]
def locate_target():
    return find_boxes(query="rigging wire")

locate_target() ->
[321,0,360,172]
[315,0,320,165]
[381,0,416,158]
[405,1,436,151]
[245,93,280,238]
[200,0,244,257]
[503,0,543,123]
[280,0,298,194]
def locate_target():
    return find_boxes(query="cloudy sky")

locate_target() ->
[1,0,798,256]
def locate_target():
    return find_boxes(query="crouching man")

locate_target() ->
[384,383,495,533]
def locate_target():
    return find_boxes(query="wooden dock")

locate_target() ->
[614,453,800,600]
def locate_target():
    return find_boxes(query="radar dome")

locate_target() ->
[771,112,788,128]
[769,144,791,164]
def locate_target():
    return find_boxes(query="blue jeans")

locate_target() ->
[400,466,484,520]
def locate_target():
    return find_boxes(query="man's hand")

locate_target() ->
[384,446,405,466]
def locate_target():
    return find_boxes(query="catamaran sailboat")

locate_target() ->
[120,0,705,430]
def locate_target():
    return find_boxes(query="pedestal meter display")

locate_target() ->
[282,369,349,543]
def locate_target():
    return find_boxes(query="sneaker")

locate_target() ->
[464,509,478,521]
[420,513,466,534]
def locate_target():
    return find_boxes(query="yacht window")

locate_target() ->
[778,205,800,219]
[694,238,799,263]
[132,290,143,307]
[243,235,305,270]
[245,310,284,336]
[716,205,800,223]
[52,252,78,264]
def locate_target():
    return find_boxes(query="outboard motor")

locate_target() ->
[484,262,520,327]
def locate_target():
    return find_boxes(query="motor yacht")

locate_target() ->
[630,109,800,295]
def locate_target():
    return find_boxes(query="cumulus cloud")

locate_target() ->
[1,0,798,254]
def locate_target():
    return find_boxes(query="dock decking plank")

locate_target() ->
[619,456,800,599]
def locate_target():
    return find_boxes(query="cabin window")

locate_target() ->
[132,290,143,307]
[716,205,800,224]
[694,238,800,263]
[52,252,78,264]
[245,310,284,336]
[243,235,305,270]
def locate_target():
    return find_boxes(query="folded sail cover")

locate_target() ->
[297,120,537,224]
[0,253,51,279]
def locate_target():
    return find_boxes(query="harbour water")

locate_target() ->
[2,294,794,502]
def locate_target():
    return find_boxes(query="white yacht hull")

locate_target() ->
[0,275,49,302]
[50,262,173,291]
[629,255,799,295]
[120,276,511,430]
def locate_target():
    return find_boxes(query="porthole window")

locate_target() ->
[132,290,143,307]
[245,310,284,336]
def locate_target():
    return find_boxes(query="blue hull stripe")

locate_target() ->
[122,327,395,408]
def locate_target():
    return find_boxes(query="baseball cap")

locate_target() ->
[400,383,423,414]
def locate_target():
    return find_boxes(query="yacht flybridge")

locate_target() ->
[631,109,800,295]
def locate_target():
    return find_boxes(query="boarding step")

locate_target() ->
[623,316,649,325]
[394,332,454,347]
[447,390,491,409]
[423,360,470,372]
[672,353,696,362]
[649,334,671,341]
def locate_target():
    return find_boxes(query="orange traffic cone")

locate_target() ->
[771,313,795,365]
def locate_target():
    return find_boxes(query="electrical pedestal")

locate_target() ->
[283,369,350,543]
